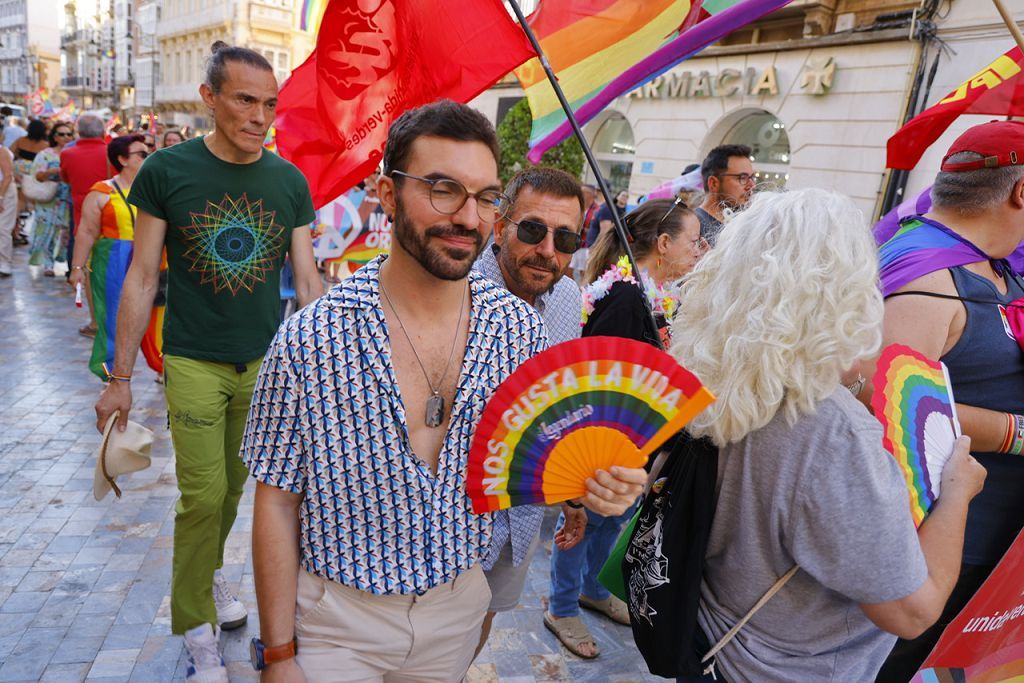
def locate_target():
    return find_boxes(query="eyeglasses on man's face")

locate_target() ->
[390,170,511,224]
[718,172,756,185]
[127,150,149,159]
[511,218,582,254]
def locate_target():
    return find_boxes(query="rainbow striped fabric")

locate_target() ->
[518,0,793,162]
[299,0,327,32]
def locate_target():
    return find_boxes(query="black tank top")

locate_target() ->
[16,148,36,161]
[942,266,1024,564]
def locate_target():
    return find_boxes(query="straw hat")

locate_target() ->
[93,412,154,501]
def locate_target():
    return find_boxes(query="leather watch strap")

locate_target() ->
[263,638,297,665]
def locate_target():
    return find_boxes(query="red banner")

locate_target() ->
[887,46,1024,170]
[275,0,536,208]
[913,530,1024,682]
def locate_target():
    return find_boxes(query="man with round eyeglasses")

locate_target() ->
[696,144,756,246]
[243,101,645,682]
[471,167,591,657]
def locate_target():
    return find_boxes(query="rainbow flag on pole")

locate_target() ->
[299,0,327,32]
[519,0,794,162]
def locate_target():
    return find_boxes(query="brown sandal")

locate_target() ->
[543,612,600,659]
[579,594,631,625]
[78,324,97,338]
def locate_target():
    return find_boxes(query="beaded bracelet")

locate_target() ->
[999,413,1024,455]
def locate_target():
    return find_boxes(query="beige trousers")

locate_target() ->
[295,564,491,682]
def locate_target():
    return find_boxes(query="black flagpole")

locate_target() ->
[507,0,661,336]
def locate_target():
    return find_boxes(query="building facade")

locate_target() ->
[134,0,159,112]
[61,0,116,110]
[155,0,315,130]
[473,0,1024,220]
[0,0,61,106]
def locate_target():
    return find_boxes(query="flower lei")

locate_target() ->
[581,255,677,326]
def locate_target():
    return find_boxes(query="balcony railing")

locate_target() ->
[61,29,97,47]
[158,4,232,37]
[61,76,90,89]
[154,82,202,104]
[249,3,291,30]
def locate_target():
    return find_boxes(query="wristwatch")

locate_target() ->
[249,636,297,671]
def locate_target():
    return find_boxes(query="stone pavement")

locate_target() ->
[0,247,660,682]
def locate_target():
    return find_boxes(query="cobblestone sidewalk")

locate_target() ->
[0,248,658,682]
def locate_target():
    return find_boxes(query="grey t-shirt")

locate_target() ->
[695,207,723,246]
[698,389,928,683]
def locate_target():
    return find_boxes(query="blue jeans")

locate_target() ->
[548,503,637,617]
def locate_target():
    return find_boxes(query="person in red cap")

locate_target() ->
[872,120,1024,681]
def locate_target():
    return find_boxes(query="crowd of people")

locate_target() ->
[1,39,1020,683]
[0,105,187,284]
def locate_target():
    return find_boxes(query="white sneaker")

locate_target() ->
[184,623,228,683]
[212,570,248,630]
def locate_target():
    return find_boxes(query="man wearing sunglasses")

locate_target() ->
[696,144,755,246]
[471,167,590,655]
[241,101,645,682]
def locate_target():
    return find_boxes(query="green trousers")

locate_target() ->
[163,353,262,634]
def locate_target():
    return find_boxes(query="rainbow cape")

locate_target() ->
[874,194,1024,296]
[519,0,794,162]
[88,241,164,380]
[876,216,1024,297]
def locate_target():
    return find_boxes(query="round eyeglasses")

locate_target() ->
[390,170,511,224]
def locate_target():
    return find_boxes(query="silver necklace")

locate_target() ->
[379,278,467,428]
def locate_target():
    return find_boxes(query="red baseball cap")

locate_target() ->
[941,120,1024,172]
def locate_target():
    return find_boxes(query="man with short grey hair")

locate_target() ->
[61,114,108,335]
[875,120,1024,680]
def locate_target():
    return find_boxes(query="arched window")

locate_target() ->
[720,110,790,188]
[585,112,635,195]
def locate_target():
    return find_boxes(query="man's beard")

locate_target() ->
[499,246,561,299]
[392,199,484,281]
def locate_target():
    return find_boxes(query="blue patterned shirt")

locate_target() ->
[242,255,548,595]
[473,245,583,568]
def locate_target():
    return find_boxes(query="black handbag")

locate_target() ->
[623,431,800,679]
[622,430,719,677]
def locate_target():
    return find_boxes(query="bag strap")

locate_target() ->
[111,179,136,228]
[701,564,800,673]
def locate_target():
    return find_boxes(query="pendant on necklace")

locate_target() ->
[426,393,445,428]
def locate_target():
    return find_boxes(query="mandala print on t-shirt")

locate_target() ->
[183,193,285,295]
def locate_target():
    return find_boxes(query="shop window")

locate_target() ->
[721,110,790,188]
[585,113,635,196]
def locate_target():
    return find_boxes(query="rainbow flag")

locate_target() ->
[519,0,794,162]
[299,0,327,32]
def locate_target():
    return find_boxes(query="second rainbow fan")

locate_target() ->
[466,336,715,513]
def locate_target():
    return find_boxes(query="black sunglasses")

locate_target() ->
[513,218,582,254]
[128,150,149,159]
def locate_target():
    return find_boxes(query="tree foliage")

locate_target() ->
[497,98,585,184]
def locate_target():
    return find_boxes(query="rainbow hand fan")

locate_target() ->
[467,336,715,513]
[871,344,961,528]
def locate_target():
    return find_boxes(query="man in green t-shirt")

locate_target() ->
[94,42,322,683]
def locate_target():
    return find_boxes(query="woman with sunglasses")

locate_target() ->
[544,198,705,659]
[582,197,704,348]
[27,122,74,275]
[69,134,162,380]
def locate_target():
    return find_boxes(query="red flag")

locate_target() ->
[911,530,1024,681]
[275,0,536,208]
[887,46,1024,170]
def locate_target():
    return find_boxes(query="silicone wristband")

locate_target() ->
[1009,414,1024,456]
